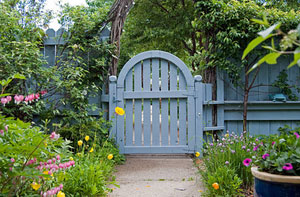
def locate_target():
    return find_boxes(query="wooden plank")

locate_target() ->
[124,146,190,154]
[205,84,213,127]
[143,60,151,146]
[151,59,160,146]
[258,64,269,101]
[161,60,169,145]
[187,85,195,152]
[179,70,187,145]
[134,63,142,146]
[170,64,178,145]
[194,76,203,155]
[123,90,188,99]
[217,68,225,129]
[116,85,125,153]
[109,76,117,139]
[125,69,133,146]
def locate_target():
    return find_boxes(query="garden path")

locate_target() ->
[109,155,203,197]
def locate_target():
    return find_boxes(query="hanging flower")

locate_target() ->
[85,136,90,141]
[115,107,125,116]
[243,158,252,167]
[195,152,200,157]
[78,140,83,146]
[107,154,113,160]
[31,182,41,191]
[212,183,219,190]
[282,163,293,171]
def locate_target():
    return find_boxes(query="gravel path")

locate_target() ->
[109,155,204,197]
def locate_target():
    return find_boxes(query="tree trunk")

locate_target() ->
[108,0,134,76]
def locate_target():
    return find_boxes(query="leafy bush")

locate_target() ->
[201,166,243,197]
[201,131,262,192]
[57,138,124,196]
[250,126,300,176]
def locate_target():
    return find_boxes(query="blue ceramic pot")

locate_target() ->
[251,167,300,197]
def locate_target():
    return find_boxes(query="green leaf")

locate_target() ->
[288,47,300,68]
[12,74,26,80]
[251,19,268,26]
[258,23,281,38]
[242,34,274,59]
[265,53,281,64]
[297,24,300,37]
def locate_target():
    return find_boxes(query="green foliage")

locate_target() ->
[201,131,261,190]
[253,126,300,176]
[272,69,300,100]
[0,115,73,195]
[58,139,124,196]
[201,166,243,197]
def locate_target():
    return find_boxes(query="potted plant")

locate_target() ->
[243,127,300,197]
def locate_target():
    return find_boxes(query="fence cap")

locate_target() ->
[109,76,117,82]
[194,75,202,82]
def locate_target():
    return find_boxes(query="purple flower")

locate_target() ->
[262,153,270,160]
[294,132,300,139]
[220,149,224,153]
[218,143,222,146]
[247,149,250,152]
[10,158,15,163]
[256,138,259,142]
[282,163,293,171]
[231,150,235,154]
[243,158,252,167]
[209,143,213,146]
[225,161,229,165]
[253,146,258,151]
[242,145,246,149]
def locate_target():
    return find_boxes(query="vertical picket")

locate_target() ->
[116,84,125,153]
[179,71,187,145]
[125,69,133,146]
[143,60,151,146]
[161,60,169,145]
[152,59,160,146]
[194,75,203,156]
[170,64,178,145]
[187,85,195,152]
[109,76,117,139]
[134,63,142,146]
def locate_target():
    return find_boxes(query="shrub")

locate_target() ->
[201,131,262,190]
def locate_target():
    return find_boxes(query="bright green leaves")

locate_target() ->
[288,48,300,68]
[248,52,281,73]
[242,34,274,60]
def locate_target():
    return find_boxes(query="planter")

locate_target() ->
[251,167,300,197]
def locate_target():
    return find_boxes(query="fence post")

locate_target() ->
[194,75,203,156]
[217,68,225,131]
[109,76,117,139]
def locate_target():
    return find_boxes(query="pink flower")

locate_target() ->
[282,163,293,171]
[6,96,12,103]
[11,158,15,163]
[242,145,246,149]
[14,95,24,104]
[1,97,8,106]
[41,90,47,96]
[294,132,300,139]
[4,125,8,131]
[272,141,275,145]
[0,130,3,136]
[243,158,252,167]
[56,155,60,161]
[9,167,12,171]
[35,93,40,100]
[262,153,270,160]
[253,146,258,151]
[50,132,60,140]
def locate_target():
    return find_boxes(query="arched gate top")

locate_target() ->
[117,50,194,87]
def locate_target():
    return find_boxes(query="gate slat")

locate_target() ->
[134,63,142,146]
[170,64,178,145]
[143,60,151,146]
[161,60,169,146]
[152,59,160,146]
[179,71,187,145]
[125,69,133,146]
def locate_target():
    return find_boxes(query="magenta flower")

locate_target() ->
[243,158,252,167]
[282,163,293,171]
[253,146,258,151]
[272,141,275,145]
[41,90,47,96]
[262,153,270,160]
[1,97,8,106]
[14,95,24,104]
[294,132,300,139]
[11,158,15,163]
[0,130,3,136]
[6,96,12,103]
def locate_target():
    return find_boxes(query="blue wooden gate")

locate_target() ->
[109,50,203,154]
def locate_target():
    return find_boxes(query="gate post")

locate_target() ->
[109,76,117,139]
[194,75,203,157]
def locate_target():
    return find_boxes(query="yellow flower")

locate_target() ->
[225,133,229,138]
[212,183,219,190]
[107,154,113,160]
[70,157,74,161]
[89,147,94,153]
[78,140,83,146]
[115,107,125,116]
[31,182,41,191]
[77,153,82,157]
[57,191,65,197]
[43,171,53,177]
[85,135,90,141]
[195,152,200,157]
